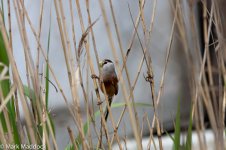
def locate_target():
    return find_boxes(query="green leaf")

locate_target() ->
[112,102,152,108]
[23,85,36,100]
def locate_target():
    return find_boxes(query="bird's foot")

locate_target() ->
[91,74,99,80]
[97,101,103,105]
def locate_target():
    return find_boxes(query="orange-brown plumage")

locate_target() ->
[99,59,118,121]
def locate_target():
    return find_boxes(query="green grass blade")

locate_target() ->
[185,106,193,150]
[48,112,55,136]
[165,130,174,142]
[45,10,52,109]
[173,98,181,150]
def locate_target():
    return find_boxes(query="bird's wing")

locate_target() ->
[112,75,118,95]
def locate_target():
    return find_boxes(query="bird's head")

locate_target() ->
[99,59,113,68]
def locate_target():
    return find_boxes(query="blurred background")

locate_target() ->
[1,0,225,149]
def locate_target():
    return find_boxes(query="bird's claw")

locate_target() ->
[97,101,103,105]
[91,74,99,79]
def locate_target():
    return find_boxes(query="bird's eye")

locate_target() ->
[104,61,107,65]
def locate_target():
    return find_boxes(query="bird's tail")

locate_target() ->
[104,96,113,121]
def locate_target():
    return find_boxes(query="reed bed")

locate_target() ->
[0,0,225,150]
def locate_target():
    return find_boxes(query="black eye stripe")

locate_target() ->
[104,59,113,63]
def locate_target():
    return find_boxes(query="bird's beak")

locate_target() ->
[99,61,104,68]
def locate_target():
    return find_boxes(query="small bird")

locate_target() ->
[91,59,118,147]
[98,59,118,121]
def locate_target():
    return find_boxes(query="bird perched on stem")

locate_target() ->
[91,59,118,148]
[99,59,118,121]
[92,59,118,121]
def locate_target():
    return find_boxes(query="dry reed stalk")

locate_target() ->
[17,0,58,148]
[175,0,225,149]
[98,0,143,149]
[137,0,164,148]
[4,0,91,149]
[15,0,40,129]
[57,2,89,148]
[40,66,52,150]
[20,0,74,129]
[69,0,102,145]
[109,1,147,146]
[108,0,141,140]
[148,0,157,37]
[69,2,104,148]
[75,0,108,137]
[7,0,12,49]
[0,82,15,143]
[40,104,52,150]
[2,110,13,142]
[110,55,145,146]
[194,0,215,125]
[211,1,226,148]
[106,0,158,148]
[68,1,95,149]
[7,0,21,133]
[140,113,146,139]
[171,0,205,148]
[16,0,42,137]
[0,63,9,78]
[85,0,100,71]
[122,0,146,70]
[15,0,40,100]
[67,126,78,150]
[15,1,88,149]
[146,1,158,149]
[136,0,179,148]
[122,122,128,149]
[35,0,44,78]
[74,0,115,148]
[53,0,87,149]
[43,129,51,149]
[90,95,102,141]
[0,4,37,144]
[192,3,220,149]
[188,1,208,148]
[111,11,147,148]
[87,119,94,149]
[0,84,16,112]
[84,2,106,144]
[128,3,161,149]
[146,114,157,150]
